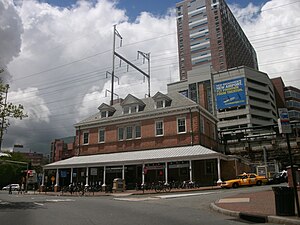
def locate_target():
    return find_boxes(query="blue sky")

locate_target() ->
[41,0,270,19]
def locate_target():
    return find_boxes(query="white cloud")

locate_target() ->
[0,0,23,81]
[1,0,299,154]
[2,0,177,153]
[9,87,51,123]
[230,0,300,87]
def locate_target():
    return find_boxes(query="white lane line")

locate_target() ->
[157,191,216,199]
[46,199,75,202]
[34,202,44,206]
[114,197,159,202]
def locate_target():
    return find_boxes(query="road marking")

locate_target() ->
[46,199,75,202]
[157,192,216,199]
[111,193,133,197]
[114,197,159,202]
[218,198,250,203]
[34,202,44,206]
[114,192,216,201]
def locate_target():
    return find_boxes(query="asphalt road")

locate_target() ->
[0,186,279,225]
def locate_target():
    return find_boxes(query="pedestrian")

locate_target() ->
[8,184,12,194]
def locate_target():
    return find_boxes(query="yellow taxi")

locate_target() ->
[221,173,268,188]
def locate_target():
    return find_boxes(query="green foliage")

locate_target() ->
[0,152,28,188]
[0,82,28,148]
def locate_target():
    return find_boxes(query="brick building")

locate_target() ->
[74,92,218,155]
[50,137,75,162]
[176,0,258,81]
[43,92,251,190]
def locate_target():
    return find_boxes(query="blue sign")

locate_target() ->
[215,78,246,110]
[60,171,67,178]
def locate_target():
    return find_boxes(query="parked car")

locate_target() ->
[221,173,268,188]
[2,184,20,191]
[267,170,288,184]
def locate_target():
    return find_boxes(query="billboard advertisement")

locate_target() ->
[214,78,246,110]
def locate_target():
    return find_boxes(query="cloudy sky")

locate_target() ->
[0,0,299,155]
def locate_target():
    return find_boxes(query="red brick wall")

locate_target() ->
[77,111,218,156]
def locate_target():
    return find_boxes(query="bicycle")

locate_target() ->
[154,182,171,193]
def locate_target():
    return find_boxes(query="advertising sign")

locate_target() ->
[214,78,246,110]
[278,108,292,134]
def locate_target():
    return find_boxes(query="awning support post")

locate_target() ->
[189,160,193,182]
[217,157,222,185]
[164,162,168,185]
[70,168,73,184]
[102,166,106,191]
[85,167,89,187]
[122,165,125,180]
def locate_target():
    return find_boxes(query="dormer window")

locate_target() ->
[101,111,108,118]
[156,100,164,108]
[123,106,130,114]
[153,92,172,109]
[121,94,145,115]
[98,103,116,118]
[123,105,139,114]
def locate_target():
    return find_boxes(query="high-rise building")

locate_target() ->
[272,77,300,122]
[176,0,258,80]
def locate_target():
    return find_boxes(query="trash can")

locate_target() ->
[272,186,295,216]
[112,178,125,192]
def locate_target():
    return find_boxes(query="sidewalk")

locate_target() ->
[211,189,300,225]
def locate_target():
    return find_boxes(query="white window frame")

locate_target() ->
[118,127,124,141]
[155,120,164,136]
[135,125,141,139]
[98,128,105,143]
[156,100,165,109]
[177,117,186,134]
[126,126,133,140]
[100,111,107,118]
[83,132,89,145]
[123,106,130,114]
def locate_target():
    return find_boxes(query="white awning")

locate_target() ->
[44,145,224,169]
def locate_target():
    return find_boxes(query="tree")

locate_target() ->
[0,82,27,150]
[0,152,29,187]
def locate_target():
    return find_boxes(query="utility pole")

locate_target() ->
[110,25,122,106]
[108,25,151,104]
[278,108,300,217]
[137,51,151,97]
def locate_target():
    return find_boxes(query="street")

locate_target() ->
[0,186,280,225]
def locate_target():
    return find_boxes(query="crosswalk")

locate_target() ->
[114,191,216,202]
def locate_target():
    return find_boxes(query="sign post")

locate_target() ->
[278,108,299,217]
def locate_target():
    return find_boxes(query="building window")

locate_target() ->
[200,117,205,133]
[126,126,133,139]
[156,100,164,108]
[177,118,186,133]
[135,125,141,138]
[123,106,130,114]
[132,105,137,113]
[123,105,140,114]
[98,129,105,143]
[101,111,107,118]
[155,121,164,136]
[83,132,89,145]
[118,127,124,141]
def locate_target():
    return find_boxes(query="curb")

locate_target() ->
[210,203,300,225]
